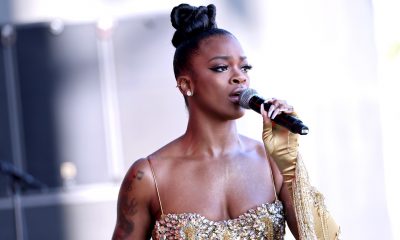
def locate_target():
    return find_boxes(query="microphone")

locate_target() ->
[239,88,309,135]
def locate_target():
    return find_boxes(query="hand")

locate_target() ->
[261,99,299,185]
[261,98,295,120]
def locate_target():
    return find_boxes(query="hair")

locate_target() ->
[170,3,233,78]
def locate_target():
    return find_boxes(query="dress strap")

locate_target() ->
[147,158,164,216]
[267,155,279,201]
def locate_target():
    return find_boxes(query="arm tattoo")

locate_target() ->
[113,170,145,239]
[126,198,139,216]
[135,170,144,180]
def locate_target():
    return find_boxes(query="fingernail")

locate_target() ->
[268,106,274,117]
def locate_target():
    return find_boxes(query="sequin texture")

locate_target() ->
[152,201,285,240]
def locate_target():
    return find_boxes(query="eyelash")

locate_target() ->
[242,64,253,73]
[209,65,228,72]
[209,64,253,73]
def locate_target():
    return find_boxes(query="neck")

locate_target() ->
[181,110,243,158]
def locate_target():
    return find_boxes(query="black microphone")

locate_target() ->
[239,88,309,135]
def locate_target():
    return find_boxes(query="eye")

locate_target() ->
[209,65,228,72]
[241,64,253,73]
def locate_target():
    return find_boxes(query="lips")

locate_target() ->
[229,88,247,104]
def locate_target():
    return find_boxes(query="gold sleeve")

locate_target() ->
[262,112,340,239]
[293,155,341,240]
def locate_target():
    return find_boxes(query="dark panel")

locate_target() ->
[24,204,67,240]
[16,23,65,188]
[0,204,67,240]
[1,197,116,240]
[0,208,15,240]
[14,22,108,189]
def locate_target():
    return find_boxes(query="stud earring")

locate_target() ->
[186,90,192,96]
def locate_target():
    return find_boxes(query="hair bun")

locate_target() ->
[171,4,217,47]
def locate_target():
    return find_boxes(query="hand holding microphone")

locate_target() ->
[239,88,309,135]
[261,103,299,190]
[239,89,341,238]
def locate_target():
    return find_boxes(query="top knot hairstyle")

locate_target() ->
[171,4,217,48]
[170,3,233,77]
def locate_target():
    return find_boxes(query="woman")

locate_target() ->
[112,3,339,240]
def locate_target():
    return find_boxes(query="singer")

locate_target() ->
[112,3,340,240]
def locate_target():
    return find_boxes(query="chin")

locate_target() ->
[237,109,246,118]
[229,107,246,120]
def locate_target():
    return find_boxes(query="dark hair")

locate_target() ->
[170,4,232,78]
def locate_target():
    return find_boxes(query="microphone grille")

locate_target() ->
[239,88,258,109]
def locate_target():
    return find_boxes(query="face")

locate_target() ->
[185,34,251,120]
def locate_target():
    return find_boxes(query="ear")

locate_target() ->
[177,76,194,96]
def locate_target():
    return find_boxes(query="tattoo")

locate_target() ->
[126,198,138,216]
[113,169,144,238]
[122,177,133,192]
[114,211,135,239]
[135,170,144,180]
[122,170,144,193]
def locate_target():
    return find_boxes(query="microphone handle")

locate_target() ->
[248,96,309,135]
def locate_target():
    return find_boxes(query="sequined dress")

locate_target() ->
[147,159,286,240]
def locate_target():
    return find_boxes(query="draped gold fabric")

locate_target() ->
[293,155,341,240]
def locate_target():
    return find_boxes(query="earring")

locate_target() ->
[186,90,192,96]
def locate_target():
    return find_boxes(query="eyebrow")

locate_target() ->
[208,56,247,62]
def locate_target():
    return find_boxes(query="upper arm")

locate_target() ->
[112,158,155,240]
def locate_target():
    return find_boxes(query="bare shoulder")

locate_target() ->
[146,136,184,165]
[119,158,159,207]
[239,134,266,156]
[122,158,154,191]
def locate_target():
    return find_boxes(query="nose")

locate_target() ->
[230,75,247,85]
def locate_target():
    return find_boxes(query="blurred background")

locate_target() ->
[0,0,399,239]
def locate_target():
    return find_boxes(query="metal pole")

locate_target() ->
[2,24,26,240]
[96,18,125,181]
[11,180,24,240]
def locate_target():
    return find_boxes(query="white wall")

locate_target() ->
[237,1,392,239]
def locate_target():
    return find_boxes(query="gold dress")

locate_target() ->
[152,201,285,240]
[148,159,286,240]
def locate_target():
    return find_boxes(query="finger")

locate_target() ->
[261,103,274,143]
[260,101,267,116]
[261,103,273,125]
[264,98,275,105]
[278,102,293,113]
[270,99,285,105]
[261,103,270,119]
[268,104,276,118]
[270,102,285,119]
[272,105,288,119]
[271,108,281,119]
[282,106,294,114]
[274,100,294,114]
[272,105,295,119]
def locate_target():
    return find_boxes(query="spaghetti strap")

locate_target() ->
[266,155,279,201]
[147,158,164,216]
